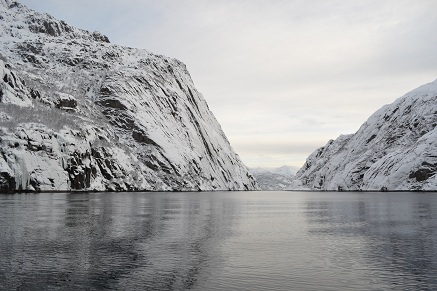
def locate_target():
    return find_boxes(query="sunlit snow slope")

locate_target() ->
[0,0,258,192]
[293,79,437,191]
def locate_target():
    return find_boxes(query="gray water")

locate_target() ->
[1,191,437,290]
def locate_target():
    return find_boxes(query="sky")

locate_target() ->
[18,0,437,169]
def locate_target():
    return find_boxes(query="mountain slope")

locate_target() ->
[294,79,437,191]
[0,0,258,192]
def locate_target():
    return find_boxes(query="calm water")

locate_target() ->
[1,191,437,290]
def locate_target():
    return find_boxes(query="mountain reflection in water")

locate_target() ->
[0,191,436,290]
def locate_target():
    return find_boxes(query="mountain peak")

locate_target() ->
[0,1,110,46]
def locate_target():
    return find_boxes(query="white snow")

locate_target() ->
[292,79,437,191]
[0,2,259,192]
[249,166,296,190]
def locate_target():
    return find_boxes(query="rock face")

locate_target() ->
[250,166,296,190]
[0,1,258,192]
[294,79,437,191]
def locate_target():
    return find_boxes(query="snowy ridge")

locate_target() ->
[293,79,437,191]
[0,2,258,192]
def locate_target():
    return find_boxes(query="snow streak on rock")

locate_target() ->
[294,79,437,191]
[0,1,258,192]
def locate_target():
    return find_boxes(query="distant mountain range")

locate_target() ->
[250,166,297,190]
[0,0,258,192]
[293,79,437,191]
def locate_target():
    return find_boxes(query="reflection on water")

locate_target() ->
[0,191,437,290]
[0,192,238,290]
[305,193,437,290]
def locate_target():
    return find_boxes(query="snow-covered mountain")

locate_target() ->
[250,166,296,190]
[0,1,258,192]
[251,165,296,177]
[293,79,437,191]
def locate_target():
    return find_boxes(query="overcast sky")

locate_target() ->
[19,0,437,169]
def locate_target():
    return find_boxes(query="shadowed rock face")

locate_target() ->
[293,80,437,191]
[0,171,15,193]
[0,1,258,192]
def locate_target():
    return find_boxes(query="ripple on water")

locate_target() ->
[0,191,437,290]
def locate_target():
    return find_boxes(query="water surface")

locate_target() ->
[1,191,437,290]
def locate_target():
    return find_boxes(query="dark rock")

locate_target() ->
[366,134,377,144]
[132,128,158,146]
[56,96,77,109]
[92,31,110,43]
[30,89,40,99]
[62,57,82,67]
[0,172,16,193]
[97,98,127,110]
[3,74,14,88]
[60,21,72,33]
[91,148,117,181]
[102,51,119,61]
[422,161,435,167]
[144,160,159,171]
[29,177,41,192]
[21,53,42,65]
[175,79,184,90]
[48,178,55,188]
[27,17,74,38]
[9,2,20,9]
[27,141,43,151]
[17,43,43,55]
[413,168,431,182]
[66,151,91,189]
[30,19,61,37]
[99,86,112,96]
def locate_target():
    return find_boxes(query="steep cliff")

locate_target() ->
[294,79,437,191]
[0,1,258,192]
